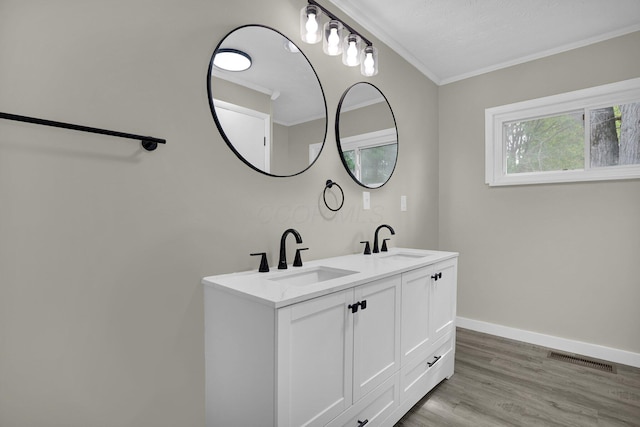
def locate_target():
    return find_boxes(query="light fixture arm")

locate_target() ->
[307,0,373,47]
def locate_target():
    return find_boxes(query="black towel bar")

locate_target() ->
[0,112,166,151]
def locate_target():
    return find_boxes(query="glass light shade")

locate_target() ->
[360,45,378,77]
[342,33,362,66]
[323,20,344,56]
[213,49,252,72]
[300,5,322,44]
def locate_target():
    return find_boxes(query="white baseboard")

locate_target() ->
[456,316,640,369]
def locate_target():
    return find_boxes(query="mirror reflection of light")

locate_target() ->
[284,40,300,53]
[213,49,252,72]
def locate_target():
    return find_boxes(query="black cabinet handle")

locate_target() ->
[357,419,369,426]
[427,355,442,367]
[348,300,368,314]
[431,272,443,281]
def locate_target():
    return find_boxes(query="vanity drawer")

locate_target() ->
[400,334,453,403]
[326,373,399,427]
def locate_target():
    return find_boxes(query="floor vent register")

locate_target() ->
[547,351,616,373]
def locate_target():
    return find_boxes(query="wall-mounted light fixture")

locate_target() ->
[323,20,344,56]
[300,4,322,44]
[361,45,378,77]
[342,33,362,67]
[300,0,378,77]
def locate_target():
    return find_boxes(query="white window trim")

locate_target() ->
[340,127,397,151]
[485,77,640,186]
[340,128,397,186]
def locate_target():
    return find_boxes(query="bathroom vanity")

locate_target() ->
[203,248,458,427]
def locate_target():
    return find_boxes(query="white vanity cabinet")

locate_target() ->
[429,259,457,344]
[395,258,457,416]
[400,258,457,365]
[203,248,458,427]
[277,275,400,427]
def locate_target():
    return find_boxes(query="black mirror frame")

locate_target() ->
[207,24,328,178]
[335,82,399,189]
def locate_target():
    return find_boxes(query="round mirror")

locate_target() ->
[207,25,328,177]
[336,82,398,188]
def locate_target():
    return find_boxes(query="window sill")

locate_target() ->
[487,166,640,186]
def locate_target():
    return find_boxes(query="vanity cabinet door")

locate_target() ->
[277,290,354,427]
[430,258,457,344]
[400,266,433,365]
[352,275,401,402]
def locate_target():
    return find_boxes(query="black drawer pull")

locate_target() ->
[431,272,443,281]
[348,300,368,314]
[357,419,369,427]
[427,355,442,367]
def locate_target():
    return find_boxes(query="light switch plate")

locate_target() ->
[401,195,407,211]
[363,192,370,210]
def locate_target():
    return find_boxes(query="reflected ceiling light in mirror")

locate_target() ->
[300,0,378,77]
[284,40,300,53]
[300,4,322,44]
[213,48,252,72]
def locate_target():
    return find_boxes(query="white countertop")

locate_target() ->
[202,248,458,308]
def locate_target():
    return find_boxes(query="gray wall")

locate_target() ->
[339,101,396,138]
[287,116,327,174]
[439,32,640,354]
[0,0,438,426]
[211,77,271,114]
[272,121,291,173]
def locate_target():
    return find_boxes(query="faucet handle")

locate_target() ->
[293,248,309,267]
[250,252,270,273]
[381,238,391,252]
[360,241,371,255]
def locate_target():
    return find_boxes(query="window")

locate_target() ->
[340,128,397,188]
[485,78,640,186]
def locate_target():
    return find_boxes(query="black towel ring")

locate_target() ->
[323,179,344,212]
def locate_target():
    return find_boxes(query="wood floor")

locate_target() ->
[395,328,640,427]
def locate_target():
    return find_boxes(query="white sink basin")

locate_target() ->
[269,266,358,287]
[379,251,435,262]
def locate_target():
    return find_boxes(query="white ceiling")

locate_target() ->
[212,26,327,126]
[328,0,640,85]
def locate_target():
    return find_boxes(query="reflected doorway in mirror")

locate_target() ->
[208,25,328,177]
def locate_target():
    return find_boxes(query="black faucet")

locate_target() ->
[373,224,395,253]
[278,228,303,269]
